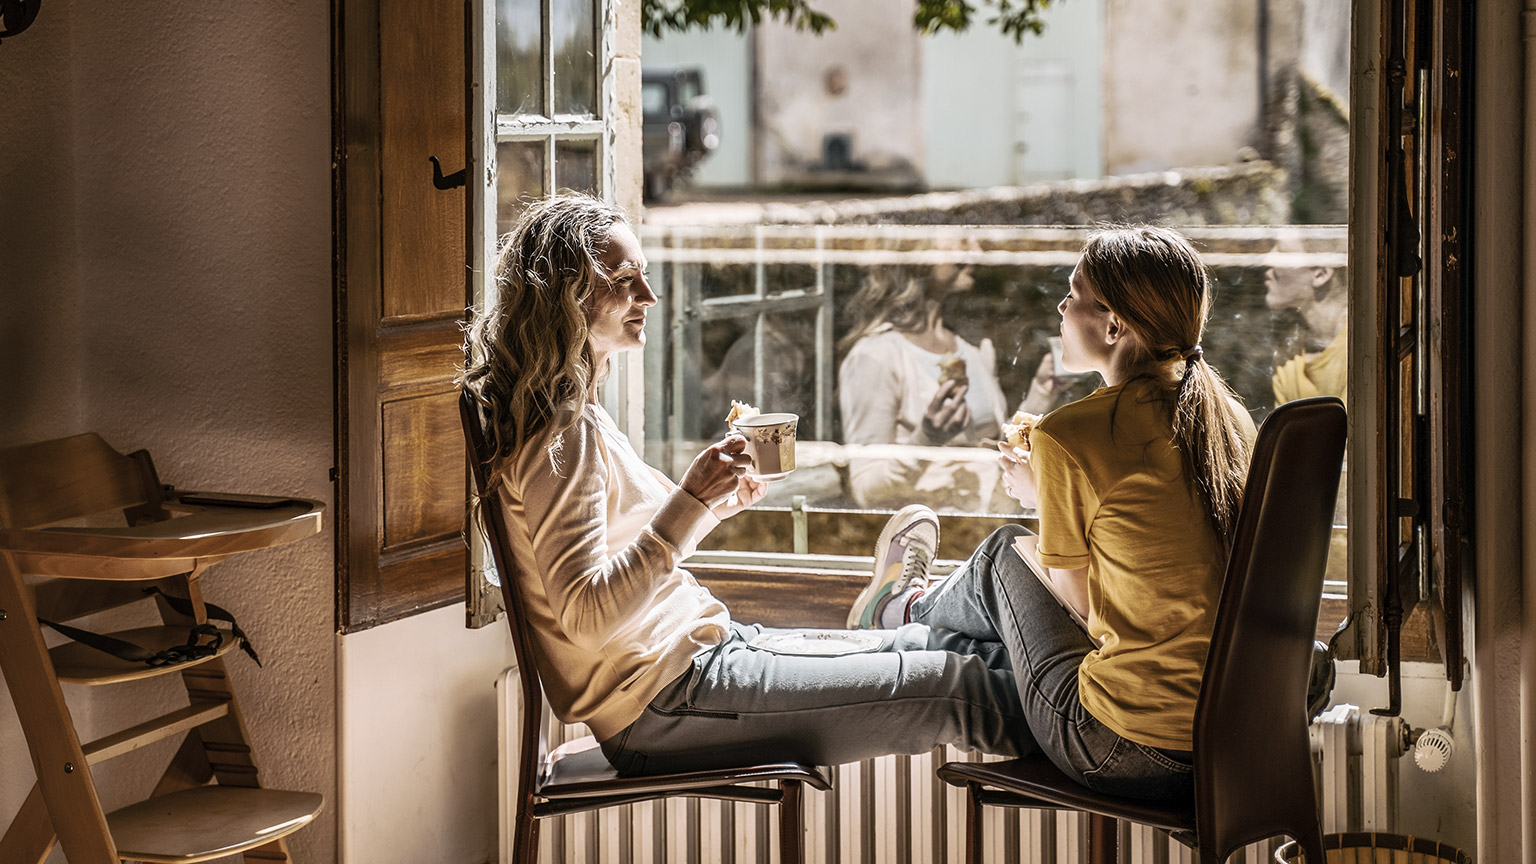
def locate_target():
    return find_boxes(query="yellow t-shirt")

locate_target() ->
[1029,381,1255,750]
[1272,329,1347,404]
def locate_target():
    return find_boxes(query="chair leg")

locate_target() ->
[963,783,984,864]
[778,779,804,864]
[1088,813,1118,864]
[0,555,118,864]
[512,802,539,864]
[0,783,58,864]
[1299,823,1326,864]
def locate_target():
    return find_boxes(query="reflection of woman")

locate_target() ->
[837,239,1016,511]
[853,226,1257,801]
[460,195,1031,776]
[1264,231,1347,403]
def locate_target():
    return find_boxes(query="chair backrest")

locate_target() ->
[1193,397,1346,858]
[0,433,156,529]
[459,389,552,774]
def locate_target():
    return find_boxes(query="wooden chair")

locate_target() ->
[459,390,832,864]
[938,396,1347,864]
[0,433,325,864]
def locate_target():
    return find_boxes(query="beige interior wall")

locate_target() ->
[0,5,337,862]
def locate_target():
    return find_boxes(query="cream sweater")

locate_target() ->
[838,329,1014,511]
[496,403,730,740]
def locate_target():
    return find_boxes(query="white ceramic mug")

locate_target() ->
[732,412,798,480]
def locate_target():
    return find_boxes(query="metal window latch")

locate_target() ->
[429,156,466,190]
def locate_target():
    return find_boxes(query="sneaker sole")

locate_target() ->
[846,504,940,629]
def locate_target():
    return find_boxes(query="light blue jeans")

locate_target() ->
[602,526,1191,801]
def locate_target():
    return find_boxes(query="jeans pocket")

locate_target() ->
[1080,735,1127,778]
[1132,742,1194,774]
[600,723,642,774]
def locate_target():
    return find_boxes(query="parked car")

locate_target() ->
[642,67,720,202]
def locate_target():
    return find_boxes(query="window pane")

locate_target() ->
[642,226,1348,526]
[554,138,598,195]
[495,140,545,235]
[639,0,1354,637]
[551,0,596,116]
[495,0,542,116]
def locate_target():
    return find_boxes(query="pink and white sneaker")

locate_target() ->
[847,504,940,629]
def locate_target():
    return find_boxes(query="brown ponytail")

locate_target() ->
[1077,226,1252,548]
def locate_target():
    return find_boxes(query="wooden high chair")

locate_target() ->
[0,433,326,864]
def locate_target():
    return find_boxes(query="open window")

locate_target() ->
[335,0,621,631]
[1346,0,1473,703]
[464,0,622,627]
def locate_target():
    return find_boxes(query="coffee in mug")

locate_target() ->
[731,412,798,481]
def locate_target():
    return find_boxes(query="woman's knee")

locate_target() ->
[978,523,1030,555]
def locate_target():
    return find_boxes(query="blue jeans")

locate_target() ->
[600,620,1033,774]
[911,525,1194,801]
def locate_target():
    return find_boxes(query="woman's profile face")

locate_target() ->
[1056,265,1115,375]
[927,236,980,298]
[585,224,656,359]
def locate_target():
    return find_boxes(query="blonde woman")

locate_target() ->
[460,194,1034,775]
[853,226,1256,800]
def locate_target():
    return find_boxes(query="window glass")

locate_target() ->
[554,138,599,194]
[638,1,1349,627]
[551,0,597,116]
[495,140,545,234]
[495,0,542,116]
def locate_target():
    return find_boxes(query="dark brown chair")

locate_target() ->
[938,396,1347,864]
[460,390,832,864]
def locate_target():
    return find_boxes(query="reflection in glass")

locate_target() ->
[495,0,542,116]
[645,226,1349,520]
[496,140,545,235]
[698,311,819,441]
[698,263,754,300]
[554,138,598,195]
[763,263,817,297]
[551,0,596,116]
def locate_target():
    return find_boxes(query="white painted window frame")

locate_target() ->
[467,0,620,627]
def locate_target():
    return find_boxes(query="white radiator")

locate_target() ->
[499,670,1395,863]
[1312,703,1408,835]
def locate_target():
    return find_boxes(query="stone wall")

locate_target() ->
[740,161,1291,226]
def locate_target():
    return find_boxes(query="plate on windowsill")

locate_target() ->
[748,629,884,657]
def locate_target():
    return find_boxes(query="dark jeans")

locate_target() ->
[911,525,1194,801]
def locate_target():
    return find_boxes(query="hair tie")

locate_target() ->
[1179,345,1204,363]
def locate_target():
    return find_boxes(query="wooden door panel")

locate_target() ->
[380,0,468,321]
[378,324,463,398]
[337,0,468,631]
[381,392,465,551]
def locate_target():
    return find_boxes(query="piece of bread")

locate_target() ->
[726,400,760,426]
[937,353,968,385]
[1002,410,1042,453]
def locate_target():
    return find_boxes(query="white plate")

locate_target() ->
[747,629,884,657]
[748,469,794,482]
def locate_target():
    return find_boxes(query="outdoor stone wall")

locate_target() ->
[740,161,1291,226]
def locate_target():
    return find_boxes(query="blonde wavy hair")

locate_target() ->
[459,193,627,489]
[1077,225,1253,548]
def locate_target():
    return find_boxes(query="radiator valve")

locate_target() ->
[1412,726,1454,772]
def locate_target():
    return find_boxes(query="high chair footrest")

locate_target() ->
[105,786,324,863]
[50,625,239,685]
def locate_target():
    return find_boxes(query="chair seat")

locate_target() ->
[106,785,324,863]
[938,756,1194,834]
[540,735,833,800]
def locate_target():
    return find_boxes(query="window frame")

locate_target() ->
[466,0,619,627]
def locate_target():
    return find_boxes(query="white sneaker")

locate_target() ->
[847,504,940,629]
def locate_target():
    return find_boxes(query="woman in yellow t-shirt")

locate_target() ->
[850,226,1254,801]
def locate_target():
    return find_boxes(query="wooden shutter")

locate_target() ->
[335,0,470,631]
